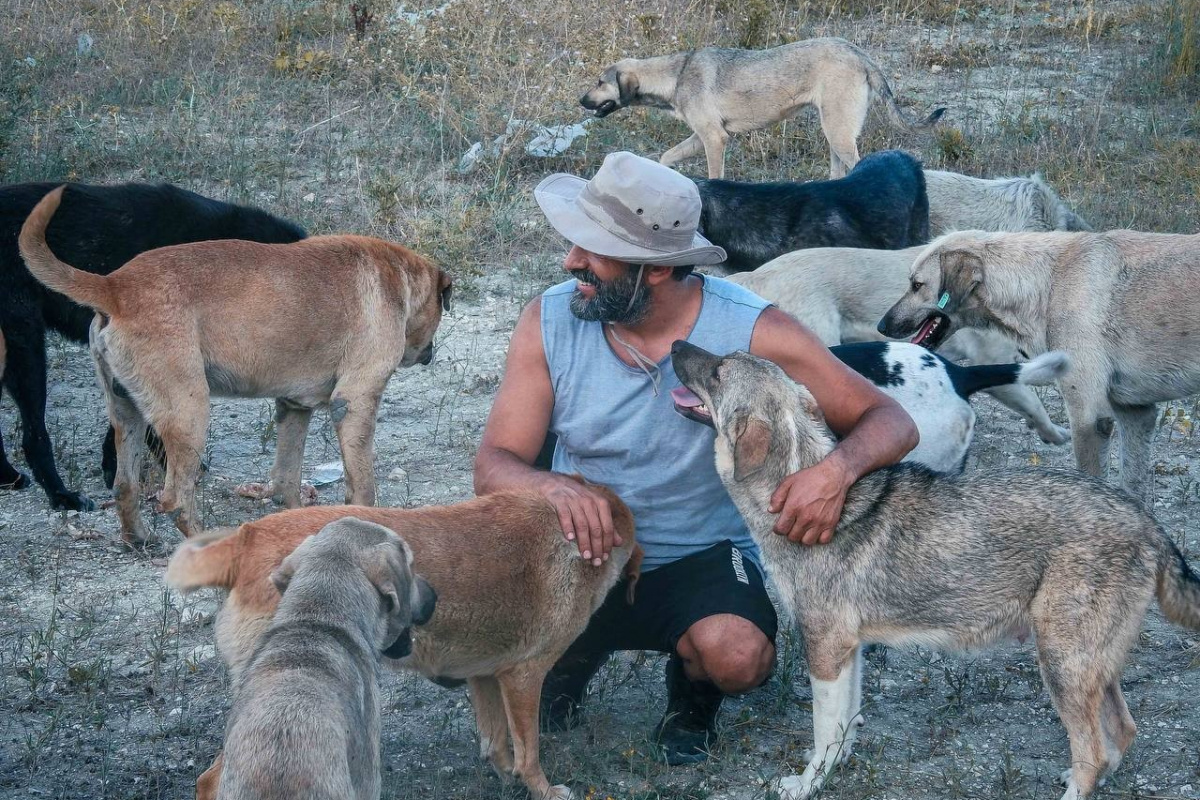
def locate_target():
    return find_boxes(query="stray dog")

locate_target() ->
[581,37,944,179]
[671,341,1200,800]
[725,246,1071,444]
[878,229,1200,500]
[166,479,640,800]
[216,517,436,800]
[20,186,451,544]
[924,170,1092,235]
[0,181,305,511]
[697,150,928,272]
[825,342,1068,472]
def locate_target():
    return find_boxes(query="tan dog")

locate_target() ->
[580,37,944,179]
[878,229,1200,500]
[167,478,641,800]
[216,517,436,800]
[19,186,452,544]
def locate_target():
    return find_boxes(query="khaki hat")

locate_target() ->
[534,151,726,267]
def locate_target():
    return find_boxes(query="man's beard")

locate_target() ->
[568,266,651,324]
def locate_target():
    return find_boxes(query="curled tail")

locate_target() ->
[18,186,119,315]
[1158,540,1200,630]
[949,350,1071,398]
[861,55,946,132]
[165,527,241,592]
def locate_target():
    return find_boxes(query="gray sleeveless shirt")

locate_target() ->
[541,275,769,571]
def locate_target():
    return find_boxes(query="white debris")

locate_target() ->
[310,461,344,486]
[387,466,408,482]
[390,2,452,27]
[458,117,594,173]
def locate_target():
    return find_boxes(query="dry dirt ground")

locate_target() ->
[2,0,1200,798]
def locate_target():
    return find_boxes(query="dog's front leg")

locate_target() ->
[268,399,314,507]
[777,642,861,800]
[468,676,514,780]
[1059,383,1115,481]
[659,133,705,169]
[497,661,572,800]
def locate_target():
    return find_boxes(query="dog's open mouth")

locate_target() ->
[670,386,714,428]
[910,311,952,350]
[592,100,618,118]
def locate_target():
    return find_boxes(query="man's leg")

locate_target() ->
[652,541,777,765]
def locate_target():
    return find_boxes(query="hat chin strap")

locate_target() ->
[607,264,662,396]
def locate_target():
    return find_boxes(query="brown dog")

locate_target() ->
[167,478,641,800]
[19,186,452,544]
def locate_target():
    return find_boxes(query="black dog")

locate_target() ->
[695,149,929,272]
[0,182,306,511]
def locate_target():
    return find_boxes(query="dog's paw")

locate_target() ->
[776,773,820,800]
[0,470,31,491]
[50,488,97,512]
[1059,768,1072,786]
[1036,422,1071,445]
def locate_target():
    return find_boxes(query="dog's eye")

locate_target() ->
[910,280,924,293]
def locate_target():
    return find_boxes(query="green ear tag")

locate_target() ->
[937,292,950,310]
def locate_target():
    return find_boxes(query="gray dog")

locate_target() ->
[216,517,436,800]
[670,341,1200,800]
[580,37,944,179]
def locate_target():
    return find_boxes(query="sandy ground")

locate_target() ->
[2,255,1198,800]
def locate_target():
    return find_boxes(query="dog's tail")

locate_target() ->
[862,56,946,132]
[18,186,120,315]
[1157,538,1200,631]
[950,351,1071,398]
[165,527,242,592]
[1028,174,1093,232]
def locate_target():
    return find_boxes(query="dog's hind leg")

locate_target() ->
[498,660,571,800]
[659,133,705,169]
[468,676,514,781]
[1040,666,1107,799]
[1099,680,1136,776]
[99,366,151,544]
[817,92,865,179]
[1113,403,1157,502]
[777,637,860,800]
[267,399,313,508]
[195,750,223,800]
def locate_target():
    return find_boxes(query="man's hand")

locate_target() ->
[768,456,854,546]
[539,474,623,566]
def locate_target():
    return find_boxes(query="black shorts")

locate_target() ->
[563,539,779,658]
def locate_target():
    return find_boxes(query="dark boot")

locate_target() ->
[653,654,723,765]
[539,648,610,732]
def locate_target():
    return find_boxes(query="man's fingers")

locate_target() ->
[580,501,604,566]
[570,504,595,562]
[556,505,576,543]
[773,505,797,536]
[598,499,618,553]
[769,481,790,514]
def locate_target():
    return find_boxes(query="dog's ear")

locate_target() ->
[732,412,772,482]
[269,543,308,595]
[438,269,453,313]
[939,248,984,305]
[623,544,644,605]
[616,70,639,105]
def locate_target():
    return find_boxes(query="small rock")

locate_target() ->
[931,64,944,74]
[303,192,316,203]
[388,467,408,482]
[77,33,94,56]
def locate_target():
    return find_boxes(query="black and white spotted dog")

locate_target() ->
[832,342,1069,472]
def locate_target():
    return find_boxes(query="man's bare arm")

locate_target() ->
[474,299,620,565]
[750,306,919,545]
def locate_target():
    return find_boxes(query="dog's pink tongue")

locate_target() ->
[911,316,937,345]
[670,386,703,408]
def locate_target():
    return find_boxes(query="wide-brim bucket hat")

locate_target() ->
[534,151,726,267]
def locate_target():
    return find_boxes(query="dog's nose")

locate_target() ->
[876,316,890,336]
[670,339,688,355]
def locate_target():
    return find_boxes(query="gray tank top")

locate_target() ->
[541,275,769,571]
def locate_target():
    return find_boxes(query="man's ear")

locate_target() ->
[617,70,639,105]
[732,413,772,482]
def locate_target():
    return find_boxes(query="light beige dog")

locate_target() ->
[878,229,1200,499]
[671,340,1200,800]
[167,478,641,800]
[580,37,944,179]
[19,186,452,544]
[215,517,435,800]
[725,246,1071,444]
[924,169,1091,235]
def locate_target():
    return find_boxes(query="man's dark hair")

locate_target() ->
[671,265,695,280]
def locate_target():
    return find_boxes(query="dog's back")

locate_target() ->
[697,150,928,271]
[924,170,1091,235]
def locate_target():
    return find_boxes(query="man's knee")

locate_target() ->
[678,616,775,694]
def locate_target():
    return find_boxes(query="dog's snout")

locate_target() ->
[414,579,437,626]
[876,315,890,336]
[382,627,412,659]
